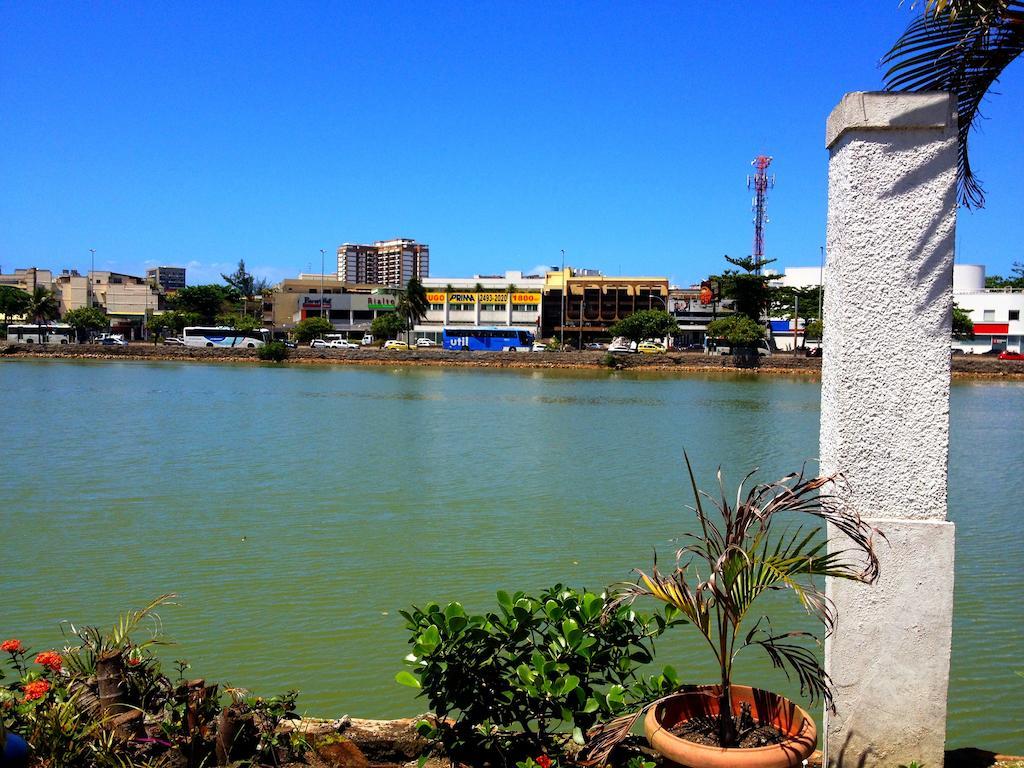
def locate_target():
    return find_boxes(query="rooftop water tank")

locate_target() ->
[953,264,985,294]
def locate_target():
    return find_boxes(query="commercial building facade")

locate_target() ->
[541,269,670,343]
[337,239,429,286]
[952,264,1024,353]
[415,271,544,343]
[265,275,398,334]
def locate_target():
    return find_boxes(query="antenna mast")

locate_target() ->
[747,155,775,274]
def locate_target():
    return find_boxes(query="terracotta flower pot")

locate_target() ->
[643,685,816,768]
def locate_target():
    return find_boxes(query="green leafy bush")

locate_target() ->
[397,585,679,760]
[258,341,289,362]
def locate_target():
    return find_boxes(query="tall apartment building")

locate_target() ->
[337,239,429,286]
[146,266,186,292]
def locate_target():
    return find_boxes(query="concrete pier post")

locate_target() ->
[821,92,958,768]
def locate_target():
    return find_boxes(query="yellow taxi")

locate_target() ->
[383,340,410,351]
[638,341,667,354]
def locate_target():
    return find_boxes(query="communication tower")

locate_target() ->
[747,155,775,274]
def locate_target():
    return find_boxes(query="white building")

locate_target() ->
[778,262,1023,353]
[952,264,1023,353]
[415,270,546,343]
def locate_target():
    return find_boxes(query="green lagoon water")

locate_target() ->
[1,360,1021,751]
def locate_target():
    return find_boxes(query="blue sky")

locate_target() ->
[2,2,1022,286]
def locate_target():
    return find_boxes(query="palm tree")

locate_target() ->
[396,277,430,341]
[26,286,59,327]
[883,0,1024,208]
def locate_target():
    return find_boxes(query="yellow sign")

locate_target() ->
[511,292,541,304]
[426,292,446,303]
[448,293,475,304]
[478,293,508,304]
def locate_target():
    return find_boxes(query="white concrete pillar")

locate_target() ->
[821,92,957,768]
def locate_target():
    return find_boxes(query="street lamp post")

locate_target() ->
[560,249,566,350]
[89,249,96,308]
[320,249,326,322]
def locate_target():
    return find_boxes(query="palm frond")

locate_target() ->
[883,0,1024,207]
[742,624,834,711]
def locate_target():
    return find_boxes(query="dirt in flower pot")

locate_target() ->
[667,703,786,749]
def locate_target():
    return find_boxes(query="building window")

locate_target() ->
[1010,310,1020,321]
[983,309,995,321]
[482,303,504,312]
[429,303,444,311]
[512,304,532,312]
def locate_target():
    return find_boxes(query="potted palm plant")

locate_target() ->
[582,456,882,768]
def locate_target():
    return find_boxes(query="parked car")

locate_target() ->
[997,350,1024,361]
[310,338,353,348]
[681,343,704,352]
[383,340,409,350]
[584,342,606,350]
[531,342,548,352]
[98,335,128,346]
[361,334,375,346]
[638,341,667,354]
[607,338,638,353]
[415,338,438,347]
[163,336,185,346]
[283,340,298,349]
[804,346,823,358]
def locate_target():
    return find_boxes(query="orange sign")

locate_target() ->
[511,292,541,304]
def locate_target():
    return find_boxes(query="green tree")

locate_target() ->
[221,259,272,318]
[712,255,778,323]
[25,285,60,326]
[883,0,1024,207]
[170,285,237,324]
[985,262,1024,289]
[151,310,199,337]
[608,309,678,346]
[371,312,407,341]
[0,285,31,322]
[804,318,824,342]
[293,316,333,344]
[706,315,766,347]
[63,306,108,342]
[953,303,974,339]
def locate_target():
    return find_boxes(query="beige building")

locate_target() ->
[337,239,429,286]
[265,275,398,333]
[0,268,54,293]
[53,271,89,314]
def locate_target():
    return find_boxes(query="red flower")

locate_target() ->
[128,657,141,666]
[536,756,552,768]
[23,679,51,701]
[1,639,24,654]
[35,650,63,672]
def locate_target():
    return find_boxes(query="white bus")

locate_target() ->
[6,324,75,344]
[182,326,271,348]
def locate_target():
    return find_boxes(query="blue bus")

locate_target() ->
[442,327,535,352]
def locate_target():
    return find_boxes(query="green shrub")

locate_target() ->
[397,585,679,761]
[705,315,765,347]
[258,341,289,362]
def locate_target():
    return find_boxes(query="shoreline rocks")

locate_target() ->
[1,343,1022,380]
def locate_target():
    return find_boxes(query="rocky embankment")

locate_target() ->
[2,342,1022,379]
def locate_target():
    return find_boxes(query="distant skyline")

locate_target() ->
[2,3,1022,286]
